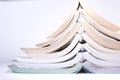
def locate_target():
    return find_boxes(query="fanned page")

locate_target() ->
[26,34,81,58]
[14,43,82,63]
[7,0,120,74]
[12,53,83,69]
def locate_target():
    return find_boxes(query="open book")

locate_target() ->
[8,0,120,74]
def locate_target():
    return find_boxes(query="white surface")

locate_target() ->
[0,64,12,73]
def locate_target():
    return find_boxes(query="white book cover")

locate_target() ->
[84,43,120,61]
[12,53,83,69]
[83,52,120,67]
[83,61,120,74]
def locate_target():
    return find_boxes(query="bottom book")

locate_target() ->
[8,62,82,74]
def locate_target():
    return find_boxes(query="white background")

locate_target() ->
[0,0,120,79]
[0,0,120,64]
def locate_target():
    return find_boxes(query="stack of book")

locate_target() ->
[8,0,120,74]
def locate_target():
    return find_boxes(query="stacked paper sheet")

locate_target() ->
[8,0,120,74]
